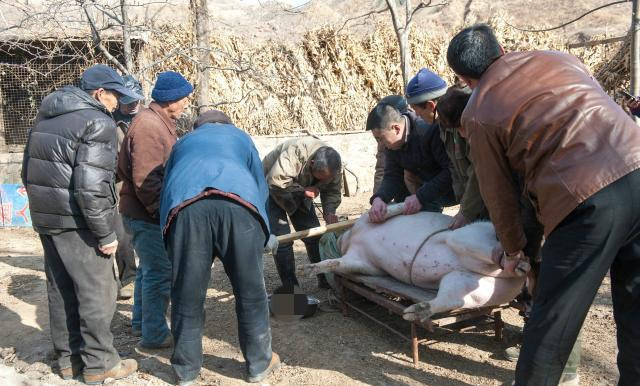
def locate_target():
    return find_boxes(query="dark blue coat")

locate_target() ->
[160,123,270,239]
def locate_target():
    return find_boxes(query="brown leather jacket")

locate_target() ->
[463,51,640,252]
[118,102,177,224]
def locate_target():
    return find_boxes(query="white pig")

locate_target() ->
[299,211,526,322]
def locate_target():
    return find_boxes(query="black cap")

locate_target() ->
[80,64,142,101]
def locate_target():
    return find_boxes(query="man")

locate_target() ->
[118,71,193,349]
[447,24,640,386]
[160,111,280,385]
[367,103,454,222]
[21,64,139,383]
[373,95,410,193]
[263,137,342,289]
[112,74,144,300]
[405,67,447,125]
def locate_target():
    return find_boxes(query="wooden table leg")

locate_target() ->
[494,310,504,341]
[411,322,419,366]
[338,277,349,317]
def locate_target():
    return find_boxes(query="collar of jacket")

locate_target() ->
[149,102,177,136]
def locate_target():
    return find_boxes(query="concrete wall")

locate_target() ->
[0,131,378,227]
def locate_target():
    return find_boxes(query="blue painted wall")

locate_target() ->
[0,184,31,227]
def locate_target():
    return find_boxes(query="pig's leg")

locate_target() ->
[403,271,505,322]
[298,251,385,277]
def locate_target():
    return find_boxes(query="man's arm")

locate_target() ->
[469,123,526,253]
[320,169,343,215]
[415,132,453,206]
[370,150,403,204]
[73,118,118,246]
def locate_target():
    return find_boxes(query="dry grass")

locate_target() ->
[138,17,631,136]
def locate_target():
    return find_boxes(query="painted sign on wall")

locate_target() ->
[0,184,31,227]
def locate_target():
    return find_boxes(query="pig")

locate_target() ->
[299,210,527,323]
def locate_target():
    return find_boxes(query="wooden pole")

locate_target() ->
[276,203,406,244]
[632,0,640,122]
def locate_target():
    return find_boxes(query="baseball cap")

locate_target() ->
[119,74,144,105]
[80,64,143,102]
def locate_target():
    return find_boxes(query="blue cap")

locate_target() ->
[119,74,144,105]
[80,64,142,102]
[405,68,447,105]
[151,71,193,103]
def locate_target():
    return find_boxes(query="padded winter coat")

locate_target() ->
[22,86,118,245]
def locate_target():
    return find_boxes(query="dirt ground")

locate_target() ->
[0,194,619,386]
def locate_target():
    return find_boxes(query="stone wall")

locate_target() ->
[0,152,22,184]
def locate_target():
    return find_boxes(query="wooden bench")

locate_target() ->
[333,273,507,366]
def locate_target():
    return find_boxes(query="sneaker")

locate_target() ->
[505,345,520,362]
[136,334,173,353]
[118,282,134,300]
[247,352,281,383]
[82,359,137,385]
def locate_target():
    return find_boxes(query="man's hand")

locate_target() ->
[264,234,279,256]
[369,197,388,223]
[324,213,339,224]
[449,211,471,230]
[491,245,527,276]
[403,194,422,215]
[304,186,320,199]
[99,239,119,255]
[628,98,640,111]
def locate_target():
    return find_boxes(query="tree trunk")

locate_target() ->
[632,0,640,122]
[120,0,134,74]
[399,31,411,91]
[191,0,211,111]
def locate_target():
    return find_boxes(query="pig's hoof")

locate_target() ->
[297,264,316,277]
[403,302,433,323]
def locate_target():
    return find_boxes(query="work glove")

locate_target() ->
[264,234,279,256]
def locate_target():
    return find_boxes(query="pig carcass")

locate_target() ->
[299,211,527,322]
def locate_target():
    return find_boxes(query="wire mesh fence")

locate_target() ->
[0,62,86,148]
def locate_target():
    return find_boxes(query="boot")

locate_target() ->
[247,352,281,383]
[83,359,137,385]
[59,361,84,380]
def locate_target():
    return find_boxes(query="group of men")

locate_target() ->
[21,22,639,386]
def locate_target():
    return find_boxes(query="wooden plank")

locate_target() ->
[340,274,437,303]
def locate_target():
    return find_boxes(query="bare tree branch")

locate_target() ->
[81,2,128,73]
[336,7,388,34]
[506,0,630,33]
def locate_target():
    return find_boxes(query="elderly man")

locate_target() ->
[263,137,342,289]
[447,24,640,386]
[22,64,139,383]
[367,102,454,222]
[405,67,447,125]
[373,95,410,193]
[160,111,280,385]
[118,71,193,350]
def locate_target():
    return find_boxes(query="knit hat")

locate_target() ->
[151,71,193,103]
[193,109,233,129]
[378,95,409,113]
[405,68,447,105]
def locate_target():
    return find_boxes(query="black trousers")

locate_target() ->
[268,197,321,286]
[167,197,272,382]
[40,229,120,375]
[515,169,640,386]
[113,211,136,286]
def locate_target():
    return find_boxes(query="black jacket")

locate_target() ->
[22,86,118,245]
[371,111,454,207]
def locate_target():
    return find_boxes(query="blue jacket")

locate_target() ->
[160,123,270,239]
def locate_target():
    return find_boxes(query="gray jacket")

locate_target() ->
[22,86,118,245]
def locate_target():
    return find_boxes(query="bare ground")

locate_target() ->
[0,195,618,385]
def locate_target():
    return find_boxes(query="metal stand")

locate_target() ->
[335,273,507,366]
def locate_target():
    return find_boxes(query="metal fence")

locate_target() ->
[0,62,85,148]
